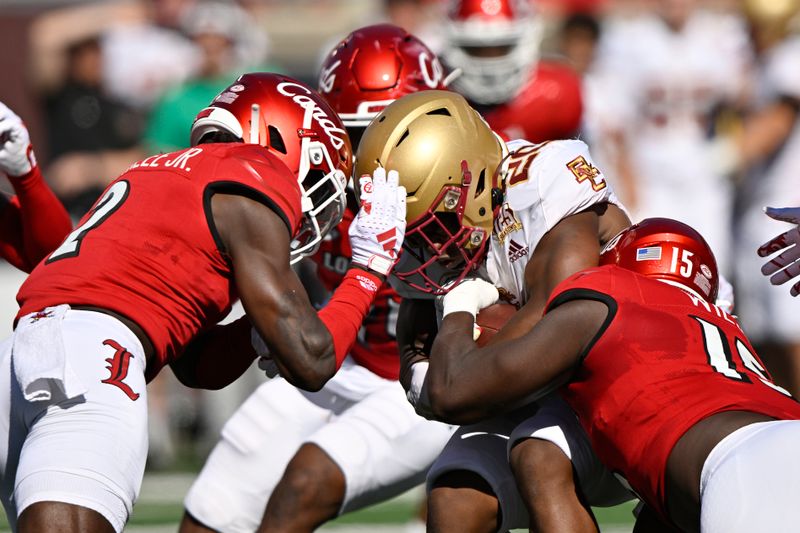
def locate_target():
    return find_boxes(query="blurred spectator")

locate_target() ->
[588,0,752,276]
[28,0,204,217]
[42,35,145,217]
[731,0,800,395]
[30,0,198,112]
[101,0,199,111]
[559,12,601,76]
[144,1,274,154]
[557,11,639,203]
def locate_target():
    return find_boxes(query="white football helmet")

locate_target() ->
[442,0,543,105]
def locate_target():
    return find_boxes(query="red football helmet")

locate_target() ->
[318,24,447,130]
[443,0,543,105]
[600,218,719,303]
[190,73,353,263]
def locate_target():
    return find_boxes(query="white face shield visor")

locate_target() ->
[443,17,543,105]
[289,133,347,265]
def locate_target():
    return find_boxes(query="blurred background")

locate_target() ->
[0,0,798,530]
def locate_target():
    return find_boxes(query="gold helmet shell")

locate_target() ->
[355,90,505,293]
[355,90,503,233]
[744,0,800,42]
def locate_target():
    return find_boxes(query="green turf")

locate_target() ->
[0,490,637,531]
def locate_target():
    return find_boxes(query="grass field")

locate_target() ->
[0,472,637,532]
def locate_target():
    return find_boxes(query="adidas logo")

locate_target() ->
[508,239,529,263]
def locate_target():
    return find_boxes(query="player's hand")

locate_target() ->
[251,327,280,378]
[758,206,800,297]
[438,277,499,319]
[349,168,407,276]
[0,102,36,177]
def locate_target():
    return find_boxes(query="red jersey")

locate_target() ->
[0,166,72,272]
[17,144,302,379]
[546,265,800,518]
[482,61,583,143]
[311,205,400,380]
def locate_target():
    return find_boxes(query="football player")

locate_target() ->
[180,25,454,533]
[0,101,72,271]
[356,90,633,532]
[0,73,405,533]
[423,217,800,533]
[759,206,800,298]
[441,0,583,143]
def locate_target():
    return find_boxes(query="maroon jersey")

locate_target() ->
[482,61,583,143]
[546,265,800,518]
[311,205,400,379]
[17,144,302,379]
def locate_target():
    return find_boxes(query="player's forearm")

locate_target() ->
[314,267,383,365]
[738,100,797,168]
[255,295,336,392]
[11,166,72,270]
[426,312,496,424]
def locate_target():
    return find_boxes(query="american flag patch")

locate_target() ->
[636,246,662,261]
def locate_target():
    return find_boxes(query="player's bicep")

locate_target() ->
[526,209,601,308]
[210,193,328,358]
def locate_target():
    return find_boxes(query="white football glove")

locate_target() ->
[349,167,406,276]
[438,277,499,319]
[0,102,36,177]
[758,206,800,297]
[251,327,280,378]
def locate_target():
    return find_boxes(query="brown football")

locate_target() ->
[475,302,517,347]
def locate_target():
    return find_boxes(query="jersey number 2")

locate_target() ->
[47,180,130,263]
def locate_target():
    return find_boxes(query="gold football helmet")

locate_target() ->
[355,90,505,293]
[744,0,800,43]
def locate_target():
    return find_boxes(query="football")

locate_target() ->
[474,302,517,347]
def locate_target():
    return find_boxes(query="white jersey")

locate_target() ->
[486,139,625,306]
[594,11,750,144]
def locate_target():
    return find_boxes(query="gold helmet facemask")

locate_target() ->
[355,90,505,294]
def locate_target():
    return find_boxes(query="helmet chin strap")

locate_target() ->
[249,104,260,144]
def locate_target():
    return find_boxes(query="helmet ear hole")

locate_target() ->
[491,187,504,209]
[426,108,452,116]
[268,126,287,154]
[474,169,486,198]
[196,131,241,145]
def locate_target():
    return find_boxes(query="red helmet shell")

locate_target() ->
[600,218,719,303]
[448,0,527,21]
[318,24,447,127]
[191,72,352,179]
[191,73,353,263]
